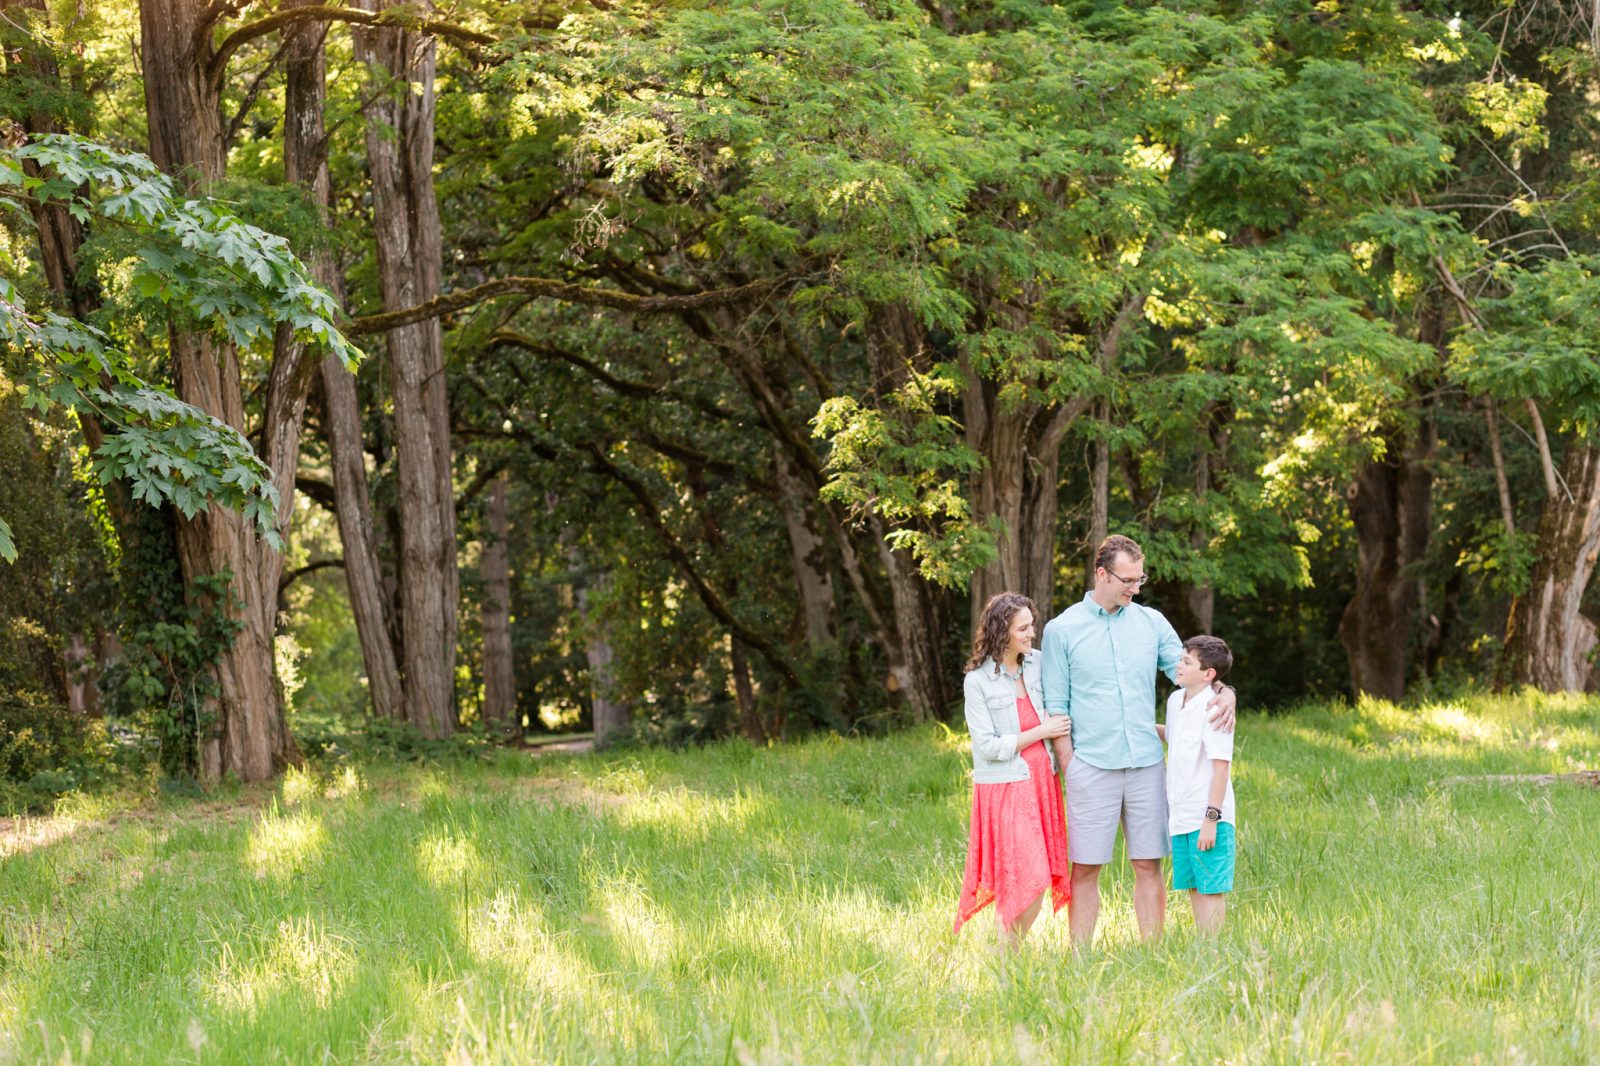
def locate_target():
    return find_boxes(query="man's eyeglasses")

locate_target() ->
[1103,568,1147,588]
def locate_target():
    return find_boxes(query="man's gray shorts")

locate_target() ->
[1064,759,1169,865]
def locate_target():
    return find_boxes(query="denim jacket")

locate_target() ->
[964,652,1060,784]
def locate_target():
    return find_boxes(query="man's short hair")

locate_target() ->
[1095,534,1144,573]
[1183,635,1232,680]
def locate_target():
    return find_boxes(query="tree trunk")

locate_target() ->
[1179,437,1216,636]
[729,638,763,742]
[691,303,946,720]
[141,0,293,781]
[1513,442,1600,692]
[772,443,836,647]
[1087,398,1109,591]
[578,578,629,743]
[9,0,132,695]
[281,1,406,720]
[878,535,953,720]
[8,0,98,320]
[861,305,955,720]
[478,471,518,739]
[1338,412,1436,701]
[962,360,1086,632]
[354,0,458,738]
[63,633,97,717]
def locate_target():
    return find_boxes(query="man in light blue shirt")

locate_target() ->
[1041,534,1235,946]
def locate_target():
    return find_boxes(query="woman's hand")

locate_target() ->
[1017,713,1071,752]
[1039,714,1072,739]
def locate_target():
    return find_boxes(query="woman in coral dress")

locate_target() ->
[954,591,1072,947]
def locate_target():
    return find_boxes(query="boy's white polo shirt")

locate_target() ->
[1165,686,1236,835]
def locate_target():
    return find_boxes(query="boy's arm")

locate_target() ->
[1197,758,1230,850]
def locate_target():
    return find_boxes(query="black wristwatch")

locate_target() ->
[1204,806,1222,822]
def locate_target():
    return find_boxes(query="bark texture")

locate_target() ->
[279,0,407,720]
[478,472,518,738]
[354,0,459,737]
[773,443,836,647]
[962,360,1086,631]
[1513,443,1600,692]
[141,0,295,781]
[1338,413,1436,701]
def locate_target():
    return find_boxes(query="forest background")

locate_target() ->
[4,0,1600,801]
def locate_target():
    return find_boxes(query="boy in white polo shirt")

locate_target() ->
[1161,635,1236,934]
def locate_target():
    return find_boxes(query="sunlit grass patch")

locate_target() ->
[246,806,326,880]
[0,692,1594,1062]
[205,915,355,1014]
[415,830,489,889]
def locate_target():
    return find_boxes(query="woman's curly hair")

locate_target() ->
[964,591,1037,675]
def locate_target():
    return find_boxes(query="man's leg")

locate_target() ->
[1131,858,1165,940]
[1064,759,1119,949]
[1068,863,1102,946]
[1190,890,1226,934]
[1123,763,1171,942]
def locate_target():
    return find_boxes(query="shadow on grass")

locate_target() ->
[0,689,1595,1060]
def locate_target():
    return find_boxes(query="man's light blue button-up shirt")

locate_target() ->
[1040,592,1183,770]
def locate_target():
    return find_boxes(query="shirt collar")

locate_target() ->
[1081,590,1124,619]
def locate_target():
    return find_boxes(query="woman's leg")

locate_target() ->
[998,890,1046,948]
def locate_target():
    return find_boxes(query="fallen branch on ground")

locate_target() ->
[1440,771,1600,787]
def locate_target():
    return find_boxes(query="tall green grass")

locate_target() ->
[0,691,1595,1063]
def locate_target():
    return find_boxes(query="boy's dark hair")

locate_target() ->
[1183,635,1232,680]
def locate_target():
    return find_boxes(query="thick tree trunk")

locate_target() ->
[354,0,458,738]
[141,0,293,781]
[879,535,953,720]
[963,358,1086,631]
[1338,414,1436,701]
[478,471,518,739]
[1513,443,1600,692]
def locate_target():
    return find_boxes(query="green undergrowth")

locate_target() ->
[0,690,1595,1063]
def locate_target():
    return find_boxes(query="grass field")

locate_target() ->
[0,691,1596,1063]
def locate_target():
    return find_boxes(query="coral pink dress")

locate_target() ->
[954,691,1071,933]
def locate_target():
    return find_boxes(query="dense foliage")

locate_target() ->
[2,0,1600,784]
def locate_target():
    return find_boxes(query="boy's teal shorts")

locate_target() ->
[1170,823,1235,894]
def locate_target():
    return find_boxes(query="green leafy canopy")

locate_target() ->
[0,135,363,559]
